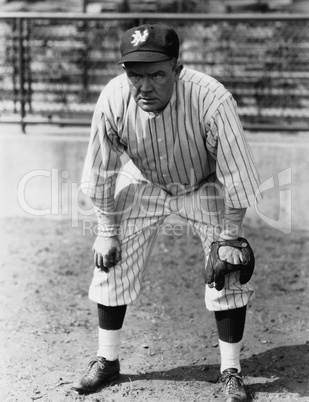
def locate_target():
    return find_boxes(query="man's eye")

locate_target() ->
[152,73,165,82]
[129,74,141,82]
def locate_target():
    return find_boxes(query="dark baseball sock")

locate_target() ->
[214,306,247,343]
[97,304,127,330]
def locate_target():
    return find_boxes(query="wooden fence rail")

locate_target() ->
[0,12,308,133]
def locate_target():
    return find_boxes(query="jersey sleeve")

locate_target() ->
[206,96,262,209]
[81,94,124,231]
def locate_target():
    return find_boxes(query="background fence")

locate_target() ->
[0,12,309,132]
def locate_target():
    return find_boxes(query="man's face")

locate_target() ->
[124,59,182,114]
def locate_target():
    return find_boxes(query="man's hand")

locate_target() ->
[93,235,122,272]
[218,245,245,265]
[205,237,255,291]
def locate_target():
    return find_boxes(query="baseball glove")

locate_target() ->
[205,237,255,291]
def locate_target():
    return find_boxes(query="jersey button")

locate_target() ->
[160,156,164,160]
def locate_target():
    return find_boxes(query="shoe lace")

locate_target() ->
[221,371,244,395]
[85,357,106,380]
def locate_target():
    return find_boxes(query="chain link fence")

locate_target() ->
[0,13,308,131]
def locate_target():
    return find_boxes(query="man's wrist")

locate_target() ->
[97,224,120,238]
[219,222,242,241]
[220,206,246,241]
[219,232,239,241]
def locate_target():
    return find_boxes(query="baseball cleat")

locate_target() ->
[220,368,247,402]
[72,356,120,394]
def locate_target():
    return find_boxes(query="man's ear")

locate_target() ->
[174,64,183,80]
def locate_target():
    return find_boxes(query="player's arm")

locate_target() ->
[204,97,257,287]
[81,96,123,272]
[206,97,259,265]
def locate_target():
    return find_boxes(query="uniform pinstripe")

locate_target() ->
[82,67,260,310]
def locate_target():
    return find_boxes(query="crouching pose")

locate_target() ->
[74,23,261,402]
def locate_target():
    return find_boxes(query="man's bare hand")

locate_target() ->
[218,245,244,265]
[93,236,122,272]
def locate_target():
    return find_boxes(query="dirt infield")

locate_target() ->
[1,217,309,402]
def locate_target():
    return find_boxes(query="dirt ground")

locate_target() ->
[1,217,309,402]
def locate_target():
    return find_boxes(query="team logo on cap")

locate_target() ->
[131,29,149,47]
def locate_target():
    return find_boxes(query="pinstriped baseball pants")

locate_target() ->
[88,162,255,311]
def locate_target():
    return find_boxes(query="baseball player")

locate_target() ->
[73,24,261,402]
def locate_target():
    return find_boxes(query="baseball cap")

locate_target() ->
[118,24,179,64]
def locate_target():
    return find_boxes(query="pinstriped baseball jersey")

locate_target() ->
[82,67,261,226]
[81,67,260,308]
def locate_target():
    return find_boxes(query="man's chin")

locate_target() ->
[138,100,159,113]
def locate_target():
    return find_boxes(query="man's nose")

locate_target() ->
[140,76,152,92]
